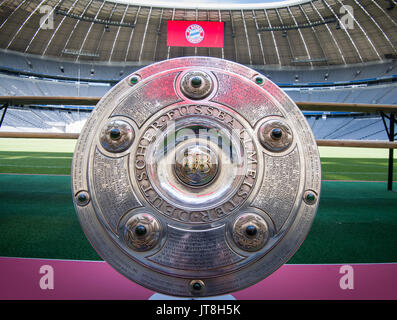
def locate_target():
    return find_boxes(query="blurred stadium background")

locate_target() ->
[0,0,396,268]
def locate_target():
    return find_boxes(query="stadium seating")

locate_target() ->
[1,106,90,133]
[0,50,396,84]
[0,104,388,140]
[0,73,110,97]
[0,51,395,140]
[285,84,397,104]
[1,71,397,104]
[306,115,388,141]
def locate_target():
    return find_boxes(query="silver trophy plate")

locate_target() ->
[72,57,321,297]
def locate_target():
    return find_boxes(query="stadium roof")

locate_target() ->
[0,0,396,67]
[109,0,309,10]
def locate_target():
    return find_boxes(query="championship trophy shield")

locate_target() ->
[72,57,321,297]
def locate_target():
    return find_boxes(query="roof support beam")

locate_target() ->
[59,0,94,58]
[241,10,252,65]
[229,11,238,62]
[370,0,397,27]
[6,0,48,49]
[298,4,328,65]
[167,8,175,59]
[42,0,80,56]
[153,8,164,61]
[0,0,28,31]
[75,0,107,62]
[310,1,345,65]
[334,0,382,61]
[95,3,117,60]
[252,10,266,65]
[287,6,313,67]
[263,9,281,66]
[138,7,152,62]
[218,10,224,59]
[353,0,397,55]
[109,4,129,62]
[181,10,187,57]
[322,0,363,63]
[274,8,294,66]
[24,0,63,54]
[124,6,141,62]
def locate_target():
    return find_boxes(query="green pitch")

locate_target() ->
[0,138,396,263]
[1,138,396,180]
[0,138,75,175]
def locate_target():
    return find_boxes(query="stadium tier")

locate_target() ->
[1,59,396,138]
[285,83,397,104]
[0,72,110,97]
[1,66,397,102]
[1,46,396,139]
[0,104,388,141]
[1,49,396,84]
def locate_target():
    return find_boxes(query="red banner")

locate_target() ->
[167,21,224,48]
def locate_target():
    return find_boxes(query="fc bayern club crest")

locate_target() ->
[185,24,205,44]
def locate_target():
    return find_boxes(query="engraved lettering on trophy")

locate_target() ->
[133,105,258,223]
[112,72,182,125]
[93,150,141,233]
[211,72,282,125]
[251,147,300,232]
[149,226,244,270]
